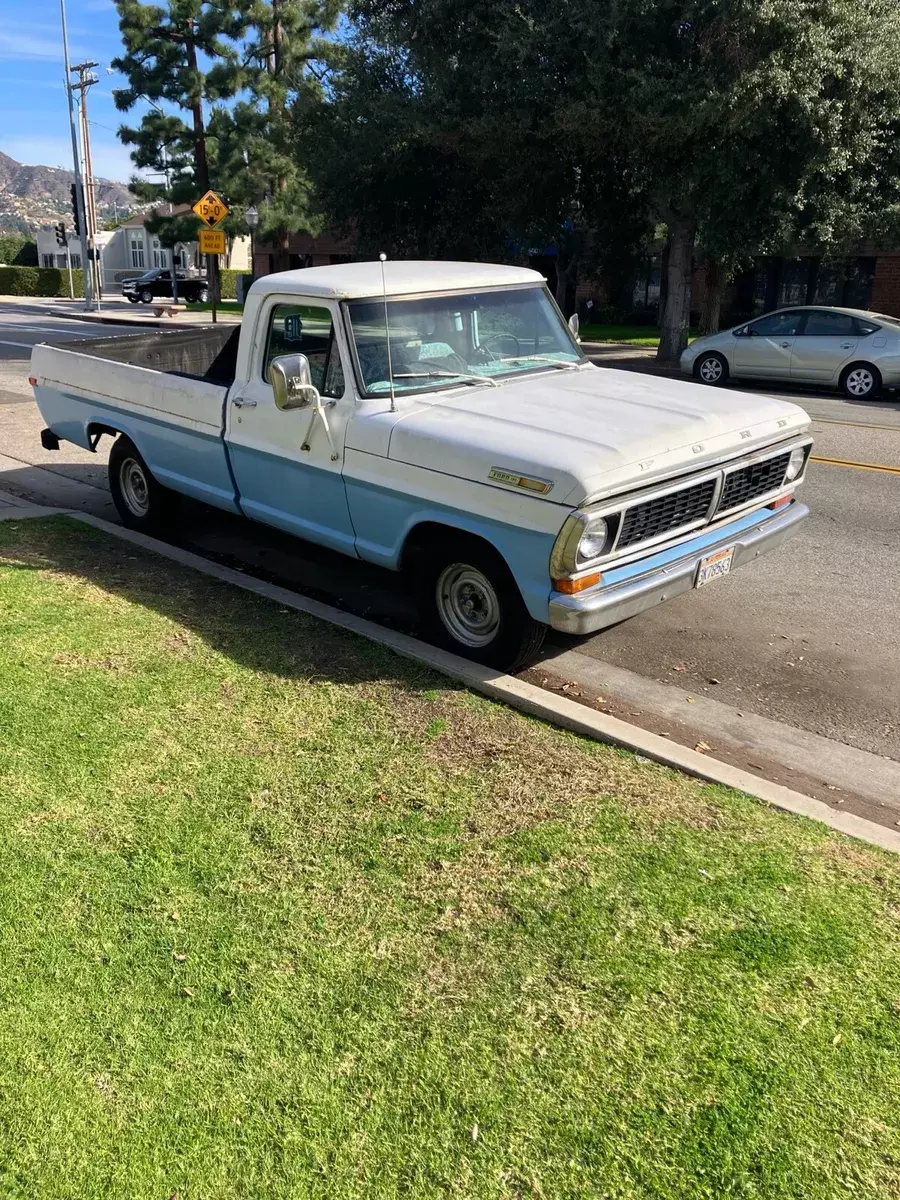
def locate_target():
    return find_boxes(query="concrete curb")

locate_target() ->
[52,511,899,855]
[48,311,240,330]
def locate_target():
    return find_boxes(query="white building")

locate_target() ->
[36,205,250,291]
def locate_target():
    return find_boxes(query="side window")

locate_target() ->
[855,319,880,336]
[802,310,857,336]
[263,303,345,399]
[750,311,802,337]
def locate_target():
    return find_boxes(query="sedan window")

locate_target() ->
[855,320,880,336]
[749,312,802,337]
[802,311,857,336]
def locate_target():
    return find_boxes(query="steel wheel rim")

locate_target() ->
[699,356,723,382]
[436,563,500,648]
[847,368,874,396]
[120,457,150,516]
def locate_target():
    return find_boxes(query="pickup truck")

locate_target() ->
[31,261,812,671]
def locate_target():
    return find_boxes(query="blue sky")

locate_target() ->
[0,0,146,181]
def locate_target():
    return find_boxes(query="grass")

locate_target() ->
[580,324,700,347]
[1,515,899,1199]
[186,298,243,315]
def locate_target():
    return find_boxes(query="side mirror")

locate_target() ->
[269,354,319,411]
[568,312,581,340]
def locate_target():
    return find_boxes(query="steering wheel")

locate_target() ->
[419,350,471,375]
[483,334,521,358]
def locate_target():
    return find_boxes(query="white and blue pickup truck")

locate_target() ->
[31,261,812,670]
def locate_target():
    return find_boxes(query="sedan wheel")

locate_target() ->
[841,363,880,399]
[694,351,728,385]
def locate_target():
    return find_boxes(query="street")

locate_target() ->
[1,298,898,821]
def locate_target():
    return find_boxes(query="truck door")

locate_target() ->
[225,298,356,554]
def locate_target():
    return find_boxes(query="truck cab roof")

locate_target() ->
[249,260,544,301]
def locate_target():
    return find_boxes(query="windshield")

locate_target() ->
[346,285,585,396]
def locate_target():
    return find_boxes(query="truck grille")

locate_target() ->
[717,452,790,514]
[617,477,717,550]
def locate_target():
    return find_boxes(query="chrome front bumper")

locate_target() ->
[548,500,808,636]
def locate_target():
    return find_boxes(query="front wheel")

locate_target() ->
[197,287,209,303]
[140,289,153,304]
[417,538,546,672]
[126,295,140,304]
[108,436,173,532]
[841,362,881,400]
[694,351,729,385]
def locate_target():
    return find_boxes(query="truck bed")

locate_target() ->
[31,325,242,514]
[62,324,240,385]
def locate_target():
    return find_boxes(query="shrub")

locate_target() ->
[0,235,38,266]
[219,268,238,300]
[0,265,85,297]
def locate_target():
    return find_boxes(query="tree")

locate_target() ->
[112,0,247,294]
[305,0,650,309]
[592,0,900,360]
[209,0,341,272]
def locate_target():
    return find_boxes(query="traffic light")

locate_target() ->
[70,183,81,236]
[54,222,67,247]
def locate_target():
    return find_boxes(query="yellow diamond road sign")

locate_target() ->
[198,228,226,255]
[192,189,229,228]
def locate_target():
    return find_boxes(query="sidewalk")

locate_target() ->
[0,293,241,328]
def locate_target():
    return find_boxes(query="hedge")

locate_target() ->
[0,235,38,267]
[219,268,238,300]
[0,266,85,298]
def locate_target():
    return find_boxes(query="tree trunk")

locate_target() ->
[699,257,725,336]
[656,215,696,363]
[555,254,578,316]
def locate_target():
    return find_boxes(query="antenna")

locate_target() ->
[379,253,396,414]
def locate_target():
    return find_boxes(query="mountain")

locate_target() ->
[0,150,141,232]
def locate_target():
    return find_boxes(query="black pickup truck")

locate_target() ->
[121,269,209,304]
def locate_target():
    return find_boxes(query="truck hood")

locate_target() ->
[386,365,811,506]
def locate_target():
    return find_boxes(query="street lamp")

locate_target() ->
[245,205,259,284]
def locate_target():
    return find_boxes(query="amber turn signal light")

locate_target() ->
[553,572,602,594]
[768,494,792,510]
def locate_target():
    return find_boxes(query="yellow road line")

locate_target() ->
[810,455,900,475]
[811,416,900,433]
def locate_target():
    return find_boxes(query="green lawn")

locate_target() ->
[580,324,700,346]
[1,516,899,1199]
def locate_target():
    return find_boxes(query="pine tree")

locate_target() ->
[212,0,342,271]
[112,0,247,296]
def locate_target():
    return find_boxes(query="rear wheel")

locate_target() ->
[108,436,173,532]
[694,351,729,385]
[198,287,209,303]
[840,362,881,400]
[416,536,546,671]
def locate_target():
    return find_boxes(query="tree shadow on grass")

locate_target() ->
[0,514,443,694]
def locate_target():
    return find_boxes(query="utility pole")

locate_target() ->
[59,0,92,310]
[69,61,102,310]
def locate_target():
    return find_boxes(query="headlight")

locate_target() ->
[577,515,609,563]
[784,446,807,482]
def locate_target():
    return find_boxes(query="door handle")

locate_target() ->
[780,341,791,348]
[840,342,854,349]
[232,396,257,408]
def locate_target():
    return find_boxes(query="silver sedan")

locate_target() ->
[680,306,900,399]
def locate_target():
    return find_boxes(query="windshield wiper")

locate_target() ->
[498,355,585,370]
[393,370,499,388]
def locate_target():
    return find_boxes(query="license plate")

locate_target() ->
[696,546,735,588]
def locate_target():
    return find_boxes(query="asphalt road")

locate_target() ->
[1,303,897,801]
[0,299,144,364]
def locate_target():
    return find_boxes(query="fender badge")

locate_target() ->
[740,430,752,439]
[489,467,553,494]
[638,458,654,471]
[692,443,704,454]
